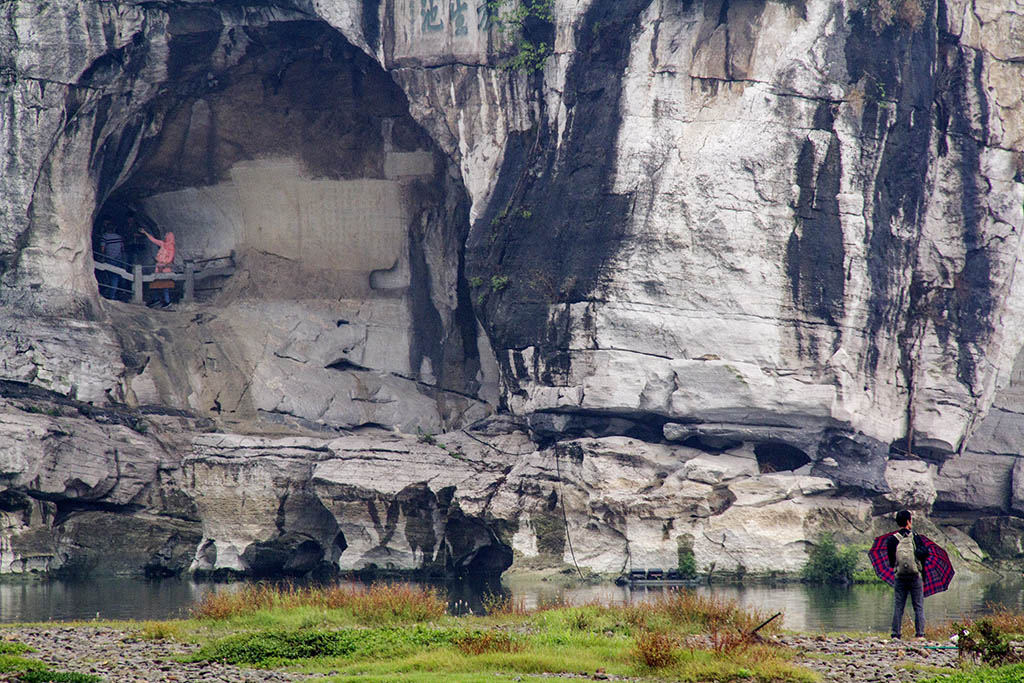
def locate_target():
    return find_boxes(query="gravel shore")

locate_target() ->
[782,634,961,682]
[0,626,311,683]
[0,626,967,682]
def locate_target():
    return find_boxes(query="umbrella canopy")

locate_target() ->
[868,531,955,597]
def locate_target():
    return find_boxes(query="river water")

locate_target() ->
[0,574,1019,632]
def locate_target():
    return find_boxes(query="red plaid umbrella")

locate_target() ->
[868,532,955,597]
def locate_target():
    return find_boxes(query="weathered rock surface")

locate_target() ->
[1,0,1023,575]
[472,0,1024,462]
[0,386,200,576]
[182,425,982,577]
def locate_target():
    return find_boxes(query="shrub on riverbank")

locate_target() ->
[802,534,859,584]
[183,584,814,682]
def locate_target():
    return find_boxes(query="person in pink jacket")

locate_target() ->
[139,229,176,306]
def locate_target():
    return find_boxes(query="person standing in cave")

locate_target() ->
[97,220,127,300]
[124,215,148,267]
[139,227,176,307]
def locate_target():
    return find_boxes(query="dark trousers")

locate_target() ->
[98,270,123,299]
[892,574,925,637]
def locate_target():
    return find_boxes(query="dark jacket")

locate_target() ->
[886,528,930,569]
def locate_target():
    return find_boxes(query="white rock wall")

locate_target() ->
[183,427,980,576]
[1,0,1024,575]
[492,0,1024,454]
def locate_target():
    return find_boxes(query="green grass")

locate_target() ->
[0,653,46,674]
[918,663,1024,683]
[174,584,818,682]
[0,642,34,655]
[190,624,462,666]
[19,672,102,683]
[853,568,887,584]
[321,674,554,683]
[0,647,101,682]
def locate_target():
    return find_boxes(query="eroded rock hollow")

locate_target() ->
[0,0,1022,579]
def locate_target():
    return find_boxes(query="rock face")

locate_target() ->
[0,383,201,576]
[0,0,1023,576]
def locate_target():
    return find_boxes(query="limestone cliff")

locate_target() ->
[0,0,1022,577]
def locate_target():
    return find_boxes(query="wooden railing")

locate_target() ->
[93,253,235,304]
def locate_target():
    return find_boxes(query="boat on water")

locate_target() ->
[614,568,700,586]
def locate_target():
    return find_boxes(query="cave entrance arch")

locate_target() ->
[94,17,454,307]
[83,11,487,434]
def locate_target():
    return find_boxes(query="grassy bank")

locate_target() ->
[148,583,814,682]
[4,583,1024,682]
[0,641,99,682]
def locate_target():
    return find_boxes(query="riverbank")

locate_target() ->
[0,623,972,683]
[0,625,307,682]
[0,582,1013,683]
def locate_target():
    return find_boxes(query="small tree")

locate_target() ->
[677,537,697,580]
[802,533,859,584]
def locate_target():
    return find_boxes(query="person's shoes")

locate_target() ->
[891,634,901,639]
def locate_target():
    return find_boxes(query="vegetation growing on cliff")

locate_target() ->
[488,0,554,73]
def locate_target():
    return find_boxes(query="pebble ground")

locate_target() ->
[781,634,962,682]
[0,626,971,682]
[0,626,310,682]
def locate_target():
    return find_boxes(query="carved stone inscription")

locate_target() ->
[394,0,494,64]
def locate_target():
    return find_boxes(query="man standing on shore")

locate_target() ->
[887,510,930,639]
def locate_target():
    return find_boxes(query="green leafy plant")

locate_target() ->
[801,533,859,585]
[954,619,1021,666]
[487,0,554,73]
[416,429,465,460]
[468,276,484,288]
[490,275,510,293]
[505,41,551,73]
[676,546,698,579]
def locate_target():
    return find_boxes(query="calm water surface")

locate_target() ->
[1,574,1020,633]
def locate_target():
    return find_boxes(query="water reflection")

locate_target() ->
[0,574,1019,632]
[541,578,1024,634]
[0,578,213,622]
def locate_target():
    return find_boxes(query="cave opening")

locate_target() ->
[754,442,812,473]
[80,10,489,434]
[92,205,175,305]
[92,16,455,308]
